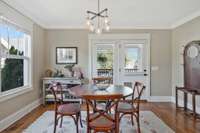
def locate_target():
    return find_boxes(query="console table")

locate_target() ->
[42,77,82,105]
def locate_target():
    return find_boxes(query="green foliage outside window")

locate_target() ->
[97,51,113,69]
[1,46,24,92]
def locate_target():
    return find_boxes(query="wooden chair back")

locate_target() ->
[131,82,145,110]
[184,41,200,90]
[92,77,112,84]
[83,94,123,125]
[49,82,63,109]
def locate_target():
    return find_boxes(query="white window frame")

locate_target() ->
[0,16,32,102]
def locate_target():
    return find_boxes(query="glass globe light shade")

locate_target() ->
[95,28,102,34]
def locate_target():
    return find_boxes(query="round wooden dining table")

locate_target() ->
[68,84,132,133]
[68,84,133,98]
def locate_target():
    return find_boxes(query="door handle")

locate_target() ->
[144,73,148,76]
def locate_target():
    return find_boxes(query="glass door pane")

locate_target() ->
[92,44,114,83]
[124,44,143,73]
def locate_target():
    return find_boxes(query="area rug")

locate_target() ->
[23,111,174,133]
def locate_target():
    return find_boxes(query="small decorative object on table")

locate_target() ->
[64,64,75,77]
[45,69,53,77]
[53,69,64,77]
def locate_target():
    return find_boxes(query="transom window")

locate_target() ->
[0,16,31,93]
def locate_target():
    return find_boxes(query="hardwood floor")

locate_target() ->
[1,102,200,133]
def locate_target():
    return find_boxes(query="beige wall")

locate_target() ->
[0,24,45,120]
[46,29,172,96]
[0,1,46,120]
[172,16,200,107]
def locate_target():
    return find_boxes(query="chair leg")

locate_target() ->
[87,126,90,133]
[76,114,79,133]
[131,114,134,125]
[54,113,57,133]
[79,112,83,128]
[136,115,141,133]
[60,115,63,128]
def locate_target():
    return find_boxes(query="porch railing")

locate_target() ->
[97,69,113,77]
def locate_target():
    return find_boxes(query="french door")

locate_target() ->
[90,35,150,100]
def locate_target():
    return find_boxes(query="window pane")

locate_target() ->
[124,47,141,72]
[1,58,24,92]
[8,26,25,56]
[96,45,113,77]
[0,23,9,55]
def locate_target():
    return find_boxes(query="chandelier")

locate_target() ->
[86,0,110,34]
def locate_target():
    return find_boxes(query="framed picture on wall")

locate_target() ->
[56,47,78,64]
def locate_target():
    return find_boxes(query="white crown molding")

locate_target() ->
[171,9,200,29]
[2,0,48,28]
[46,25,172,30]
[0,98,42,132]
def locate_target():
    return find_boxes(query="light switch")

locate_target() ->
[151,66,159,71]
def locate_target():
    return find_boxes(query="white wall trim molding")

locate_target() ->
[1,0,45,28]
[149,96,173,102]
[0,98,42,132]
[171,96,200,114]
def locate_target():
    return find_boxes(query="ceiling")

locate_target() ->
[3,0,200,29]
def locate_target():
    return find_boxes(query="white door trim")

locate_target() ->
[88,34,151,100]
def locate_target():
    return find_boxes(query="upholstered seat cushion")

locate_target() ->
[118,102,137,113]
[57,103,81,115]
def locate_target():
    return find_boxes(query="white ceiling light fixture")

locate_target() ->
[86,0,110,34]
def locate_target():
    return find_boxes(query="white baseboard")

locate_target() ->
[0,98,42,132]
[171,96,200,114]
[149,96,173,102]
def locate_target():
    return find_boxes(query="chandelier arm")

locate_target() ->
[98,8,108,15]
[91,15,98,20]
[87,11,98,16]
[90,14,105,20]
[87,11,106,16]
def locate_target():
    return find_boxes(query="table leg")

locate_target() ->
[184,92,188,111]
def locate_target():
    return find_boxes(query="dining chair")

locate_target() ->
[92,77,112,84]
[83,94,123,133]
[49,82,83,133]
[92,77,113,111]
[117,82,145,133]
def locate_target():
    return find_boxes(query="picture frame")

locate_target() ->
[56,47,78,64]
